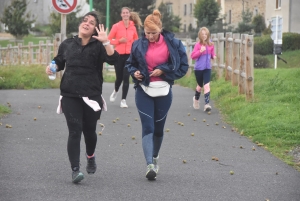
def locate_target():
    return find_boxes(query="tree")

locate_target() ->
[158,2,181,32]
[49,6,84,37]
[193,0,220,27]
[88,0,155,30]
[0,0,35,40]
[236,9,253,33]
[252,14,266,34]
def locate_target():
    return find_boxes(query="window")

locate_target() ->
[184,4,187,16]
[166,2,173,14]
[276,0,281,9]
[254,8,258,16]
[184,24,186,32]
[190,3,193,15]
[228,10,231,24]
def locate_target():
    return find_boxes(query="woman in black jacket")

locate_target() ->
[45,11,119,184]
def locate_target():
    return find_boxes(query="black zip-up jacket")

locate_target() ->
[54,35,119,97]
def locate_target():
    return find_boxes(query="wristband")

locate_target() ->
[102,41,110,46]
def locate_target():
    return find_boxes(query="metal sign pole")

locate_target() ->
[61,14,67,41]
[274,15,278,69]
[106,0,110,32]
[89,0,93,11]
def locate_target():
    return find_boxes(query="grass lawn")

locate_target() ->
[0,35,51,47]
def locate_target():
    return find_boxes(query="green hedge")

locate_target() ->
[254,54,270,68]
[254,32,300,55]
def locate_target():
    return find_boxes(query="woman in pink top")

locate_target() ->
[125,10,188,180]
[108,7,142,108]
[191,27,216,112]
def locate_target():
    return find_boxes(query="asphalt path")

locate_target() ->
[0,83,299,201]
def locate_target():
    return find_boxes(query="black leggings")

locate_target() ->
[61,95,102,169]
[114,54,130,99]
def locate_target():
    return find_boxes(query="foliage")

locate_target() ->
[0,0,35,39]
[252,14,266,34]
[282,32,300,51]
[158,2,181,32]
[89,0,155,30]
[263,24,272,35]
[193,0,220,27]
[254,32,300,55]
[49,6,83,37]
[254,54,270,68]
[236,9,253,33]
[0,65,60,89]
[253,35,273,55]
[208,14,235,34]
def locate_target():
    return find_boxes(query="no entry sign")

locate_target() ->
[52,0,77,14]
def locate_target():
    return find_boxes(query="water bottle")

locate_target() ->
[48,60,56,80]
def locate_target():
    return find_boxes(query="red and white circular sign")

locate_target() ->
[52,0,77,14]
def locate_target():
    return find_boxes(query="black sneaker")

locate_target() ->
[86,154,97,174]
[72,170,84,183]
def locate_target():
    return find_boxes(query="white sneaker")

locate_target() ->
[120,99,128,108]
[110,90,118,102]
[193,96,200,110]
[153,156,159,173]
[204,104,212,112]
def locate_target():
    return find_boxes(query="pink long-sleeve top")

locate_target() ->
[191,42,216,70]
[145,34,170,82]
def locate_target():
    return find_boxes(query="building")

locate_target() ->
[155,0,300,34]
[155,0,198,32]
[265,0,300,33]
[223,0,266,28]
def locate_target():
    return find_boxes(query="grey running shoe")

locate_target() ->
[72,171,84,183]
[86,155,97,174]
[146,164,156,180]
[193,96,200,109]
[204,104,212,112]
[153,156,159,173]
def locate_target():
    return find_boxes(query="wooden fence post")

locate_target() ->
[239,34,246,95]
[28,42,33,65]
[232,33,240,86]
[225,32,233,81]
[38,41,44,64]
[245,34,254,100]
[217,33,225,79]
[185,38,193,77]
[46,40,51,65]
[6,44,12,65]
[18,43,22,65]
[211,34,218,71]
